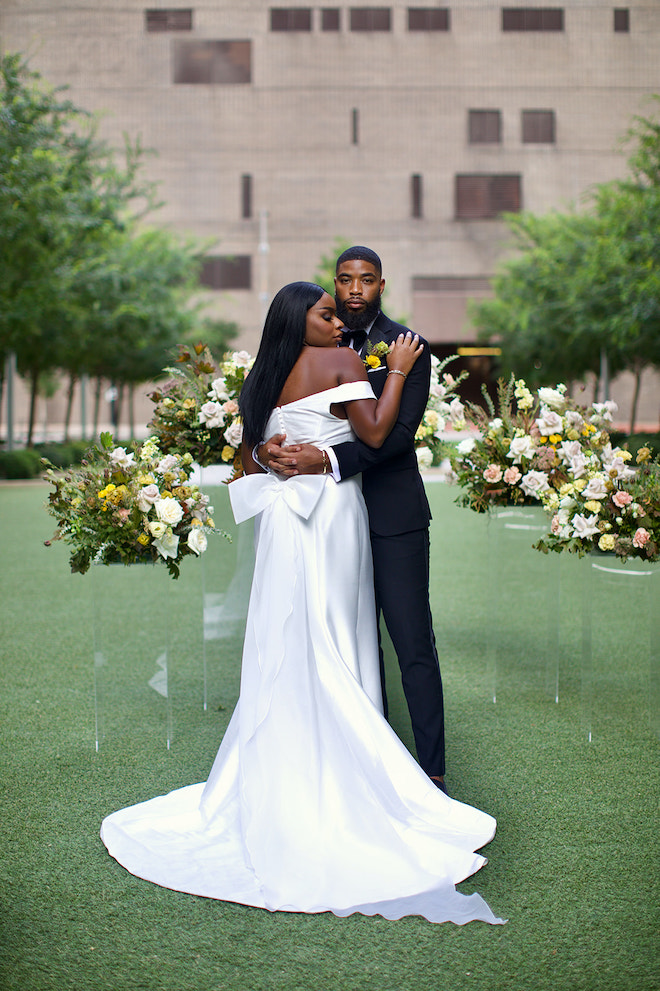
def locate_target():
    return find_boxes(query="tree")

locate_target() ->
[0,53,218,444]
[471,102,660,431]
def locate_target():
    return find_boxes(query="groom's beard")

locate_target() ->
[336,294,382,331]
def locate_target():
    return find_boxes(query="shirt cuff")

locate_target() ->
[322,446,341,482]
[252,443,268,471]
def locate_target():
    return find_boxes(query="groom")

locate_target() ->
[258,246,447,793]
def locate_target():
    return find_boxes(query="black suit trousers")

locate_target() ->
[370,527,446,778]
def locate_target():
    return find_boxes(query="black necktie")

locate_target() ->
[341,329,368,352]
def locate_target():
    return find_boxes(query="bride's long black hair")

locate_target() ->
[239,281,327,446]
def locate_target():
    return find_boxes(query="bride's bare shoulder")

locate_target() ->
[330,347,367,383]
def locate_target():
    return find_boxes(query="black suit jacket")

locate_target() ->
[333,311,431,537]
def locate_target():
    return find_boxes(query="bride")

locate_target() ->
[101,282,504,926]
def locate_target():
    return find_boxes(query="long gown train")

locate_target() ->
[101,382,504,925]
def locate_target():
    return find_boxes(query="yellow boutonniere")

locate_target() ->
[363,341,389,370]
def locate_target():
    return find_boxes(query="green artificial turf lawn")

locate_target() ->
[1,481,658,991]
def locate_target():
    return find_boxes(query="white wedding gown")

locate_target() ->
[101,382,504,925]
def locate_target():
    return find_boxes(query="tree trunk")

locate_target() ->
[629,365,642,437]
[93,377,102,437]
[114,383,124,438]
[128,384,135,441]
[27,368,39,447]
[64,373,77,443]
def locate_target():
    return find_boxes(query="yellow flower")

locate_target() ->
[221,445,235,462]
[598,534,616,552]
[582,423,596,435]
[138,473,155,485]
[636,446,651,464]
[538,436,547,444]
[137,533,150,546]
[584,500,602,514]
[618,450,632,462]
[207,517,215,528]
[182,398,196,409]
[366,354,381,369]
[549,434,562,445]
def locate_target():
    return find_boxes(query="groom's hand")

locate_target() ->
[259,435,325,477]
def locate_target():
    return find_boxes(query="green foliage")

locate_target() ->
[0,53,216,444]
[0,447,43,479]
[470,102,660,428]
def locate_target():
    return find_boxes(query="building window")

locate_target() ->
[407,8,450,31]
[411,174,423,218]
[270,8,312,30]
[522,109,555,143]
[350,8,391,31]
[173,41,251,84]
[455,175,521,219]
[351,108,359,145]
[241,175,252,219]
[200,256,252,290]
[501,8,564,31]
[613,8,629,32]
[145,8,193,32]
[322,8,341,30]
[468,110,502,144]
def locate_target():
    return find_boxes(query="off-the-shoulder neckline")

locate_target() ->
[275,381,371,410]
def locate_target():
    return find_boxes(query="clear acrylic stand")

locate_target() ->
[197,474,254,715]
[92,562,174,750]
[581,554,659,742]
[485,505,559,704]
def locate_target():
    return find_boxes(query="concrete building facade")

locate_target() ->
[2,0,659,434]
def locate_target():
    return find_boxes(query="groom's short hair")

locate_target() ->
[336,245,382,278]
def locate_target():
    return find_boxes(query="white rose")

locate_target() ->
[537,387,567,411]
[567,454,587,479]
[155,497,184,526]
[224,420,244,448]
[448,398,465,424]
[457,438,475,455]
[187,528,208,556]
[416,446,433,469]
[148,520,168,539]
[535,408,563,436]
[558,440,582,465]
[571,514,600,539]
[489,418,503,432]
[156,455,179,473]
[564,410,584,432]
[520,470,550,499]
[507,435,536,464]
[153,531,180,560]
[208,377,229,402]
[136,483,160,513]
[109,447,135,470]
[231,350,253,369]
[198,401,226,429]
[582,476,608,500]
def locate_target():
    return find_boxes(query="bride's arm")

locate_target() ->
[342,333,423,448]
[241,441,266,475]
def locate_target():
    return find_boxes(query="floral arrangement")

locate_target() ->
[451,376,619,513]
[148,344,254,476]
[415,354,469,469]
[363,340,390,370]
[43,433,224,578]
[534,444,659,563]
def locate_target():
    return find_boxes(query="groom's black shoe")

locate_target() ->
[431,777,449,796]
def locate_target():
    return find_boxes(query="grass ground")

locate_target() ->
[0,481,658,991]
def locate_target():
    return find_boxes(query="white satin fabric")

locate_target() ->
[101,383,503,925]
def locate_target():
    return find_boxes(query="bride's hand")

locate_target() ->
[386,332,424,376]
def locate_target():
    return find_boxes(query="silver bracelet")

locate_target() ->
[387,369,407,379]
